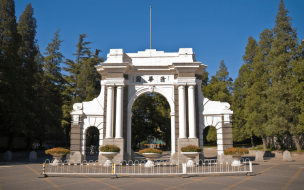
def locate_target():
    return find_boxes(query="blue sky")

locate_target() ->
[15,0,304,80]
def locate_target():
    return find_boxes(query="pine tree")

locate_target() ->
[17,3,39,141]
[231,36,257,145]
[0,0,24,147]
[203,60,232,103]
[245,29,272,150]
[291,41,304,152]
[41,29,64,139]
[265,0,299,149]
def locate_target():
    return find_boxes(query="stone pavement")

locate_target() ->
[0,150,303,190]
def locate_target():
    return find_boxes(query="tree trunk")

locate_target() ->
[262,136,267,151]
[251,135,254,148]
[294,135,301,152]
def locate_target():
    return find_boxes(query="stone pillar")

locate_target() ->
[106,85,114,138]
[115,86,124,138]
[188,85,196,138]
[69,115,83,162]
[170,112,175,154]
[127,112,132,159]
[178,85,186,138]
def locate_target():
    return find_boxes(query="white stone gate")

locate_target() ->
[69,48,233,162]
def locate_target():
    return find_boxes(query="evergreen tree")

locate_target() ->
[291,41,304,152]
[244,29,272,150]
[0,0,24,147]
[242,36,258,147]
[203,60,232,103]
[231,36,257,145]
[41,29,64,139]
[265,0,299,149]
[17,3,39,141]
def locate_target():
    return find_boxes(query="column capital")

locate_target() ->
[116,85,124,88]
[187,83,196,87]
[188,85,195,89]
[178,85,186,89]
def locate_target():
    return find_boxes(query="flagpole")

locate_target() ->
[150,6,152,49]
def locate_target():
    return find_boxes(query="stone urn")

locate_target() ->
[181,152,200,167]
[100,152,119,166]
[231,154,243,167]
[51,154,63,165]
[142,153,158,167]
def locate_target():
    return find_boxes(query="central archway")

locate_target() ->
[127,86,175,159]
[131,92,171,152]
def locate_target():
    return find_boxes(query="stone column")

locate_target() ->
[170,112,175,154]
[188,85,196,138]
[115,86,124,138]
[127,112,132,158]
[106,85,114,138]
[178,85,186,138]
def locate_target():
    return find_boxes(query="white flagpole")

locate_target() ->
[150,6,152,49]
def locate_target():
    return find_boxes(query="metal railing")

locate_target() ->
[43,158,252,176]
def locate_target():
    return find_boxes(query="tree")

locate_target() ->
[244,29,272,150]
[203,60,232,103]
[0,0,24,148]
[265,0,299,150]
[231,36,257,145]
[131,93,171,149]
[17,3,40,143]
[62,34,103,139]
[292,41,304,151]
[41,29,64,139]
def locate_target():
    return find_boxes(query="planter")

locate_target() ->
[51,154,63,165]
[181,152,200,167]
[231,154,243,167]
[142,153,158,167]
[100,152,119,166]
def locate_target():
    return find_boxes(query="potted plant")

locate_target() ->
[181,145,202,167]
[45,147,70,164]
[99,145,121,166]
[138,148,162,167]
[224,147,249,166]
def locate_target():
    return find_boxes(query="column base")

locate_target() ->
[68,151,83,163]
[174,138,199,163]
[99,138,124,164]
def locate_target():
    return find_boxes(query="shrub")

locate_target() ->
[181,145,202,152]
[45,147,70,155]
[224,147,249,155]
[99,145,120,152]
[138,148,162,155]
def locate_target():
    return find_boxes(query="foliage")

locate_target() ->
[181,145,202,152]
[224,147,249,155]
[138,148,162,155]
[99,145,120,152]
[206,126,217,142]
[202,61,233,103]
[131,93,171,148]
[45,147,70,155]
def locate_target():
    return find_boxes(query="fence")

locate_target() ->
[43,158,252,177]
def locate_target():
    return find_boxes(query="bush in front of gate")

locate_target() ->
[138,148,163,155]
[181,145,202,152]
[224,147,249,155]
[99,145,121,152]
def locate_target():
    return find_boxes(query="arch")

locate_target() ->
[127,86,175,113]
[83,125,99,161]
[126,85,176,158]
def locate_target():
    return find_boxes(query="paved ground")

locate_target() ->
[0,150,304,190]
